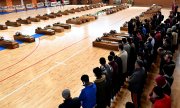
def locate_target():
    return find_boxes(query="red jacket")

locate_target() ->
[153,94,171,108]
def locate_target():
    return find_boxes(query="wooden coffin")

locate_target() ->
[101,32,128,42]
[16,18,31,24]
[120,27,128,31]
[84,6,90,10]
[51,12,62,17]
[83,15,98,21]
[53,22,71,29]
[5,20,21,27]
[93,41,119,51]
[0,37,19,49]
[27,17,40,22]
[35,27,55,35]
[78,17,89,23]
[67,9,75,14]
[44,25,64,33]
[80,7,86,11]
[36,15,49,20]
[66,18,82,25]
[13,32,35,43]
[0,24,8,30]
[44,14,56,18]
[58,10,69,15]
[74,8,81,12]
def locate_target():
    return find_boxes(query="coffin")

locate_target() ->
[14,32,35,43]
[0,37,19,49]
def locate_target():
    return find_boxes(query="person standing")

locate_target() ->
[128,60,146,108]
[79,75,96,108]
[118,43,128,85]
[99,57,112,106]
[108,55,118,98]
[93,67,108,108]
[155,75,171,96]
[150,86,171,108]
[59,89,81,108]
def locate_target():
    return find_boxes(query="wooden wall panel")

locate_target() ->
[24,0,33,4]
[133,0,173,7]
[12,0,21,5]
[0,0,7,6]
[37,0,46,2]
[176,0,180,5]
[32,0,38,4]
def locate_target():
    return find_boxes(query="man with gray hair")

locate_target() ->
[59,89,81,108]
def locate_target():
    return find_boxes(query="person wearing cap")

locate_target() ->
[155,75,171,96]
[59,89,81,108]
[79,74,96,108]
[128,60,146,108]
[150,86,171,108]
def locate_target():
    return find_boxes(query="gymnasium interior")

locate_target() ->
[0,0,180,108]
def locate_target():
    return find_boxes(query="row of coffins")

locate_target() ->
[92,30,129,51]
[1,12,61,28]
[0,3,106,30]
[102,4,129,15]
[0,22,71,49]
[66,14,98,25]
[35,22,71,35]
[120,4,162,31]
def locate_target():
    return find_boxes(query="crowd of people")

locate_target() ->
[58,4,179,108]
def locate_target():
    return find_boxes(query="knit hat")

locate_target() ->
[155,75,166,87]
[62,89,70,99]
[171,26,176,31]
[166,28,172,34]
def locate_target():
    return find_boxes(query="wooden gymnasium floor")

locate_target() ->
[0,5,178,108]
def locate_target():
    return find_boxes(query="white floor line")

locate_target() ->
[0,45,91,102]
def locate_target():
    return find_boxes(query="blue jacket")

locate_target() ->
[79,83,96,108]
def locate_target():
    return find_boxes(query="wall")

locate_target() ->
[176,0,180,6]
[133,0,173,7]
[24,0,33,4]
[0,0,7,6]
[12,0,21,5]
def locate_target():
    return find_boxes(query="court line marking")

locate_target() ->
[0,37,88,83]
[0,45,91,102]
[0,39,40,72]
[0,7,141,101]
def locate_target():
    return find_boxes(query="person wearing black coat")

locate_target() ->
[128,60,146,108]
[93,67,108,108]
[110,51,123,88]
[128,19,134,37]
